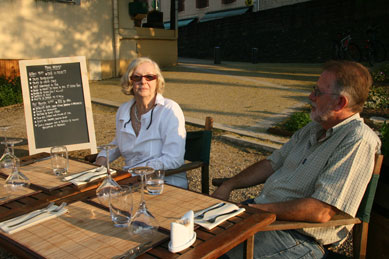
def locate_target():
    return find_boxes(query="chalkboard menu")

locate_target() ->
[19,57,97,155]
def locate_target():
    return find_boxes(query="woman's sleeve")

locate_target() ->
[96,137,121,163]
[156,103,186,169]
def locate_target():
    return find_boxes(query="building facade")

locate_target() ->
[0,0,178,80]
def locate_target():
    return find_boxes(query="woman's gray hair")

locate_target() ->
[121,57,165,95]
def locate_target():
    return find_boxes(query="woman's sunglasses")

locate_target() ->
[130,74,157,82]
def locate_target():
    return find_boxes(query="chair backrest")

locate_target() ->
[184,130,212,163]
[356,154,384,223]
[184,117,213,164]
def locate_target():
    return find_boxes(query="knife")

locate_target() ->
[195,202,226,219]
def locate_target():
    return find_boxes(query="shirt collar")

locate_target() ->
[331,113,361,132]
[310,113,361,143]
[118,94,165,122]
[155,93,164,106]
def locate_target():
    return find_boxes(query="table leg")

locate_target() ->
[244,235,254,259]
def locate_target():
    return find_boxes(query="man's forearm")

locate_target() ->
[226,159,274,189]
[212,159,274,200]
[249,198,338,223]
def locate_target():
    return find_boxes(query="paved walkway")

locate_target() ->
[89,58,322,150]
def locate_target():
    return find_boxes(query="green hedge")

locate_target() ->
[0,76,23,107]
[283,111,311,132]
[381,122,389,157]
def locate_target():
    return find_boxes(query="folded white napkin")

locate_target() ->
[62,166,117,186]
[0,203,68,234]
[169,210,196,253]
[194,202,245,230]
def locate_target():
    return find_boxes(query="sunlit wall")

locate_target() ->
[0,0,118,79]
[0,0,178,80]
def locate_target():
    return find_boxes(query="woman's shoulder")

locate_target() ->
[157,95,181,110]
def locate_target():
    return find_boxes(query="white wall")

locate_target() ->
[0,0,115,79]
[0,0,181,79]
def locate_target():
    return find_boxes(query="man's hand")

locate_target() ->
[212,181,234,200]
[95,156,107,167]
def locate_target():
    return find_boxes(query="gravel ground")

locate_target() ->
[0,103,351,258]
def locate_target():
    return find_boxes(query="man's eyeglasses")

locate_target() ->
[312,86,339,97]
[130,74,157,82]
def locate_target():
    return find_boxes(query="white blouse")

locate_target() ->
[97,94,187,187]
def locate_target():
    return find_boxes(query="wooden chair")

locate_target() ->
[85,117,213,194]
[213,154,384,259]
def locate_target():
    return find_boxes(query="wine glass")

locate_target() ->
[4,157,30,195]
[109,185,133,227]
[95,144,120,207]
[1,138,23,171]
[127,166,159,242]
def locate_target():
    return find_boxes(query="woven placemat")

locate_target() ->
[92,184,224,231]
[144,185,222,230]
[0,159,97,191]
[0,178,36,205]
[3,201,167,258]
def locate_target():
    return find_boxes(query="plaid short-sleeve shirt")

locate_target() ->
[254,113,381,245]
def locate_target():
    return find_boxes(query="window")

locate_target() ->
[178,0,185,12]
[222,0,236,4]
[196,0,209,9]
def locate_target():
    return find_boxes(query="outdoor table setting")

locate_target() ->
[0,143,276,259]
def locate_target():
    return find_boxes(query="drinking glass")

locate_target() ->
[145,161,165,195]
[0,125,11,168]
[109,185,133,227]
[50,146,68,176]
[96,144,120,207]
[127,166,159,242]
[4,157,30,194]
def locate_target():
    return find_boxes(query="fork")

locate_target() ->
[206,209,239,223]
[65,166,105,181]
[7,202,67,228]
[195,202,226,219]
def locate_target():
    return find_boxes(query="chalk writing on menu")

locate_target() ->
[27,62,89,148]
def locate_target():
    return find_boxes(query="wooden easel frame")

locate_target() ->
[19,56,97,155]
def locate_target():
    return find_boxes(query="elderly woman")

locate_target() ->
[95,57,187,188]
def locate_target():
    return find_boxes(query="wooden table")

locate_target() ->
[0,152,133,222]
[0,153,276,259]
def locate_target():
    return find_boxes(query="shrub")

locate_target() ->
[380,122,389,157]
[365,85,389,109]
[283,111,311,132]
[0,76,23,107]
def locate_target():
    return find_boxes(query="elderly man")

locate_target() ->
[213,60,381,258]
